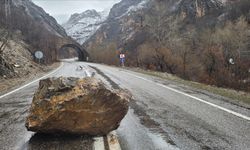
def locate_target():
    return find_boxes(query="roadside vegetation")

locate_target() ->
[131,68,250,105]
[88,0,250,92]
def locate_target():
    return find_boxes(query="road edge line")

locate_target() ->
[93,137,105,150]
[0,62,64,99]
[124,71,250,121]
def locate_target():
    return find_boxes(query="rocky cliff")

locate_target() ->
[11,0,67,37]
[84,0,150,51]
[63,9,109,44]
[175,0,222,18]
[84,0,236,58]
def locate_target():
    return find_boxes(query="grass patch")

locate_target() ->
[131,68,250,105]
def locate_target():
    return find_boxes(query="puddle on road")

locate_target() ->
[15,132,33,150]
[129,99,177,145]
[117,109,179,150]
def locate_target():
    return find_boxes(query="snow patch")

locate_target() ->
[127,0,149,13]
[115,0,149,19]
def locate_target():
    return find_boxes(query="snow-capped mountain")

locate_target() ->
[62,9,109,44]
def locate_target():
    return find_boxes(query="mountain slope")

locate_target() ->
[0,0,69,78]
[85,0,150,48]
[85,0,250,91]
[63,9,109,44]
[11,0,67,37]
[85,0,223,51]
[0,0,69,65]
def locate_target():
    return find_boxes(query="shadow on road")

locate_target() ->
[22,133,93,150]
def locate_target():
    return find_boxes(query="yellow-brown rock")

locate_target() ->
[25,77,130,135]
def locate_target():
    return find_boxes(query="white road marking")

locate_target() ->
[0,62,64,99]
[1,62,106,149]
[107,131,122,150]
[93,137,105,150]
[124,71,250,121]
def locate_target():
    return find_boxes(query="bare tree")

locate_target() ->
[144,1,180,73]
[0,29,9,54]
[0,0,12,54]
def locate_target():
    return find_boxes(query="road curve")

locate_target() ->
[0,60,93,150]
[87,63,250,150]
[0,60,249,150]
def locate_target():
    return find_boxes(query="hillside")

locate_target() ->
[0,0,68,63]
[0,0,68,78]
[85,0,250,91]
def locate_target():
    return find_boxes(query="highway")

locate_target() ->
[0,60,249,150]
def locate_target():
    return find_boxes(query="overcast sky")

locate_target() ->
[32,0,120,24]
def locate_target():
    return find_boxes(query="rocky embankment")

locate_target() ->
[0,38,59,95]
[0,0,69,94]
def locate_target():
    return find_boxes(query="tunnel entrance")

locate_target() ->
[58,44,88,61]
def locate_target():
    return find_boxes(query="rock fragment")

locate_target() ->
[25,77,130,136]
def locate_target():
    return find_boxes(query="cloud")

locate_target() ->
[32,0,120,24]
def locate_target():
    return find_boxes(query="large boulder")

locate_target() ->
[25,77,130,136]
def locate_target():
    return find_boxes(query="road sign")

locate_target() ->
[35,51,44,59]
[120,54,125,67]
[35,51,44,64]
[120,54,125,59]
[229,58,235,65]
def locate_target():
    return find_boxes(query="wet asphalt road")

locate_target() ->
[87,63,250,150]
[0,60,250,150]
[0,60,93,150]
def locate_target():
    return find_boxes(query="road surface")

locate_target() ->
[0,60,249,150]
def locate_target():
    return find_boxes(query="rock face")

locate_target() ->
[11,0,67,37]
[176,0,222,18]
[63,9,109,44]
[0,0,68,64]
[84,0,223,51]
[85,0,150,50]
[26,77,130,135]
